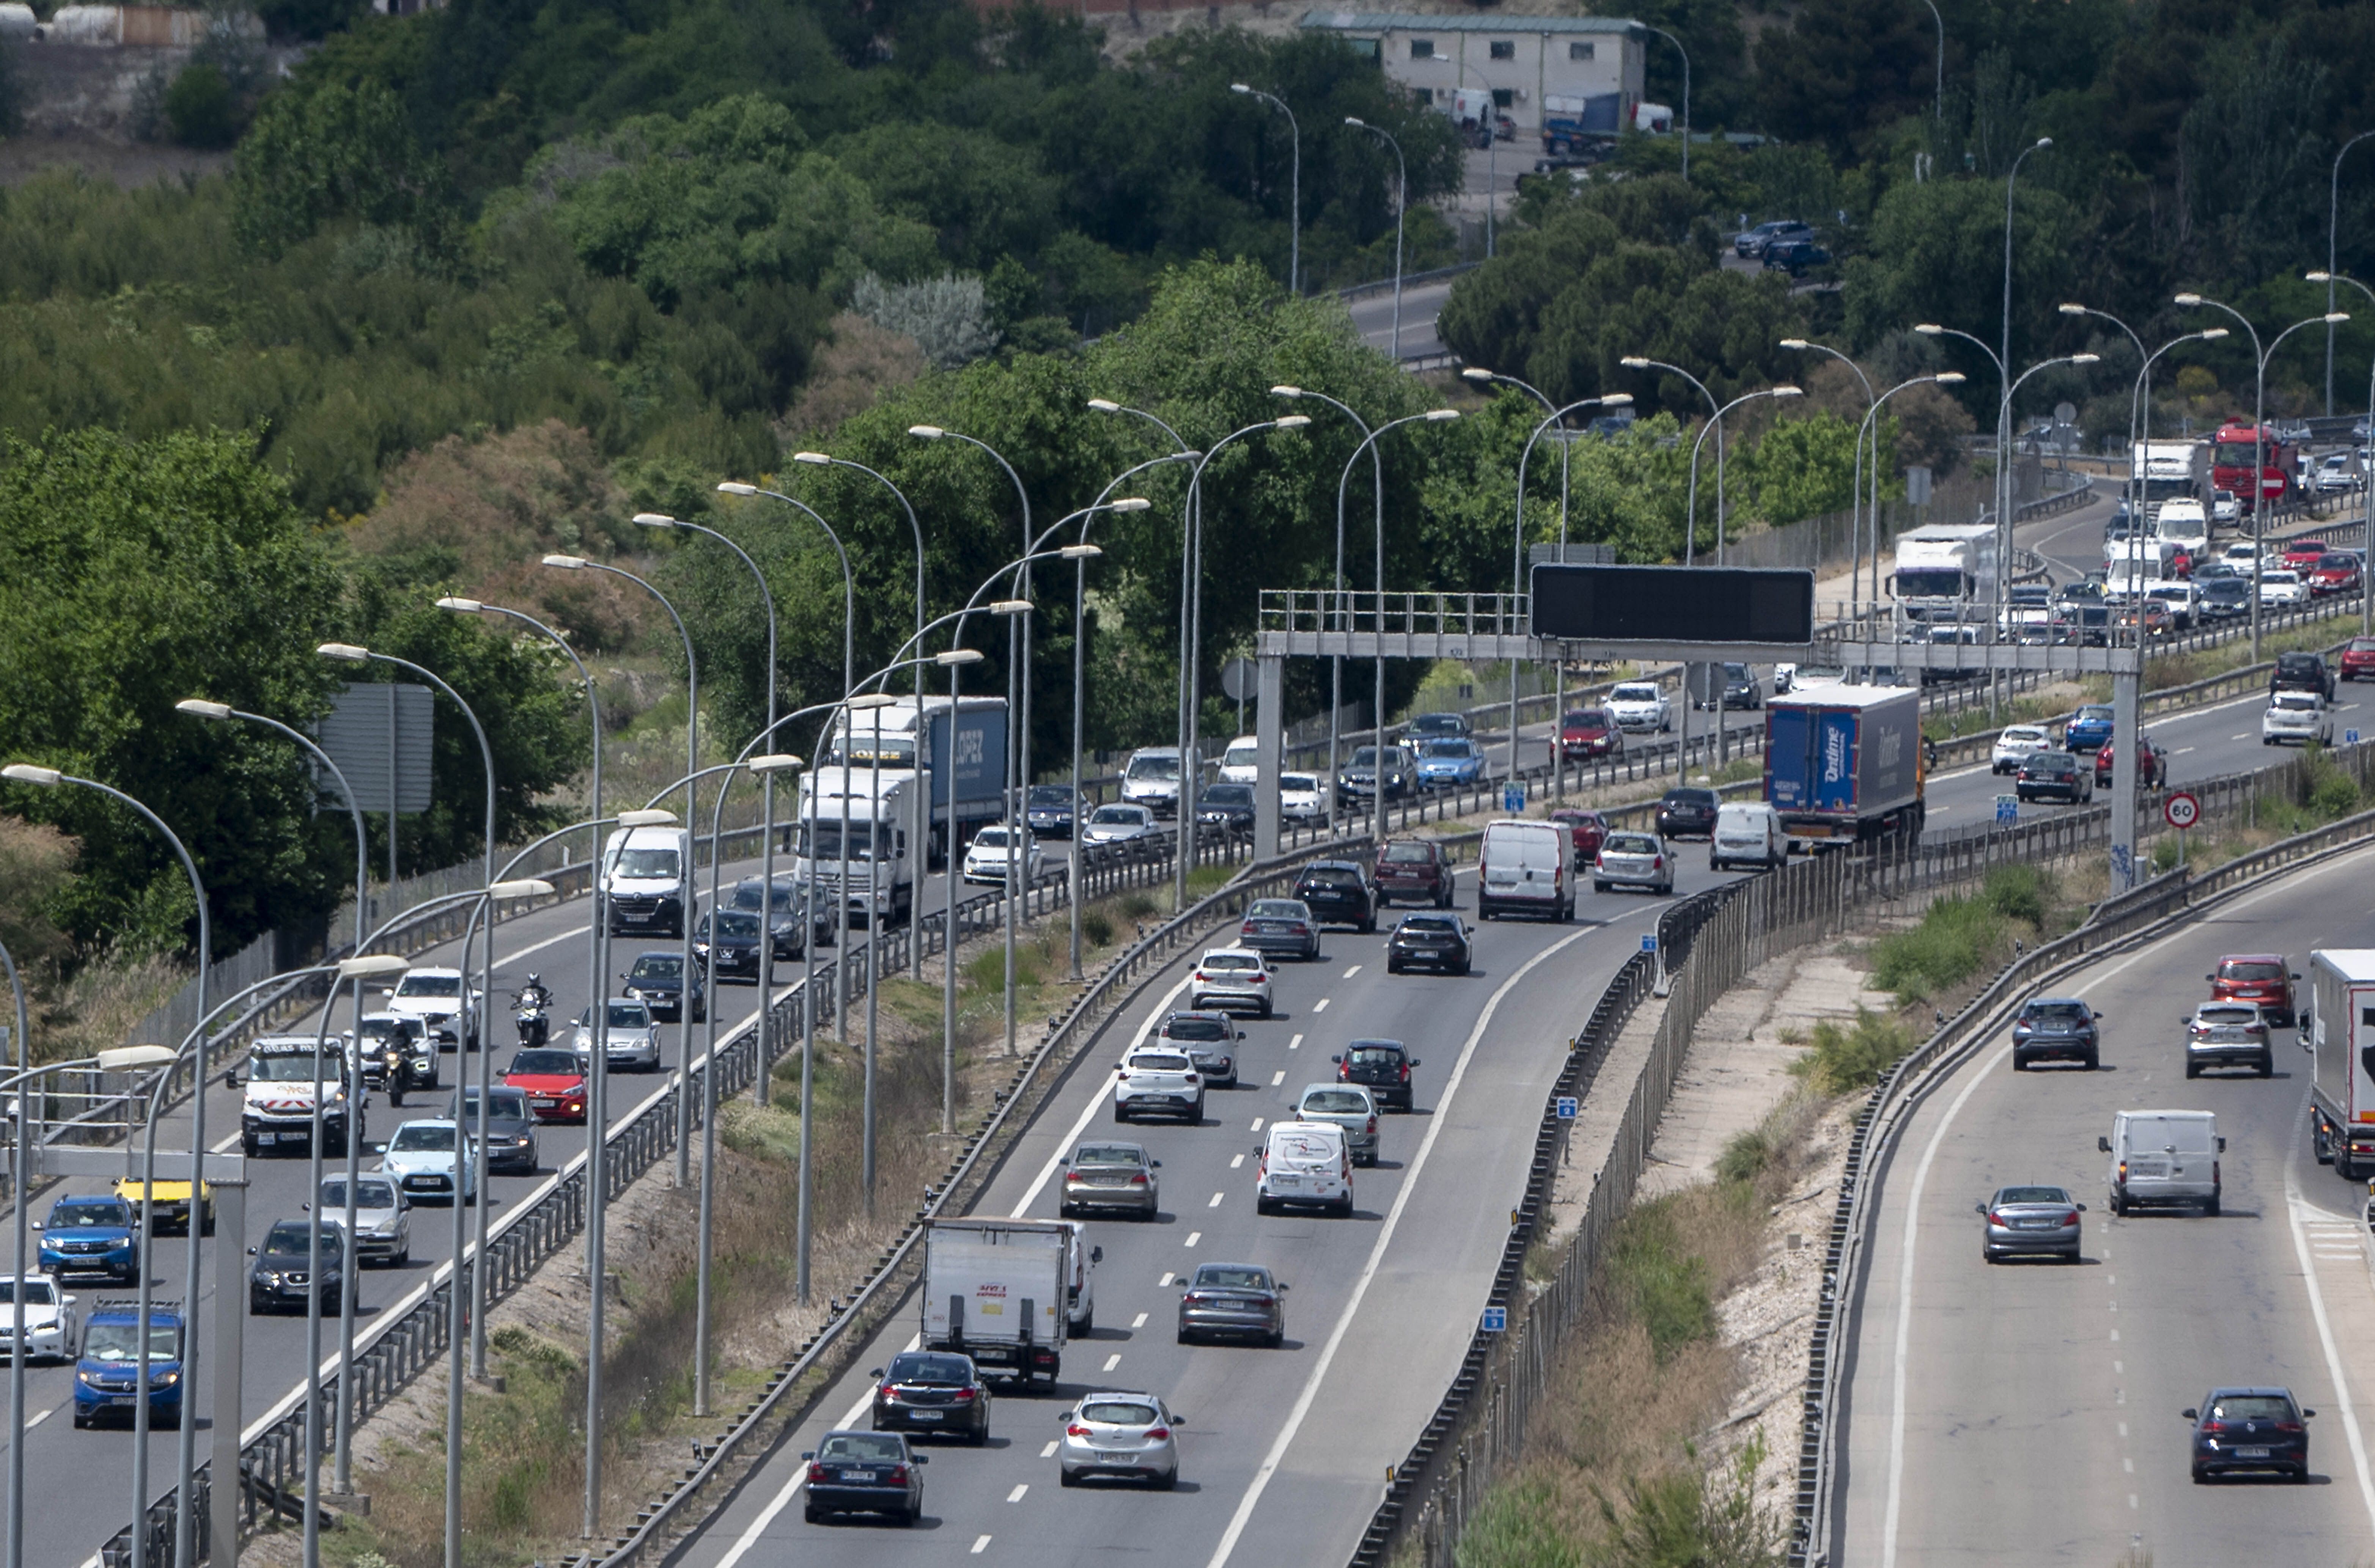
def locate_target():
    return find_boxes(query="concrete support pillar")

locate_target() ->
[211,1177,247,1567]
[1254,654,1285,861]
[2110,666,2141,892]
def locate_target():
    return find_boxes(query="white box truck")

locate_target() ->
[2307,950,2375,1177]
[797,696,1009,927]
[1889,523,1999,622]
[921,1217,1073,1385]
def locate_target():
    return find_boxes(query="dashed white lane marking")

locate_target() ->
[1250,1118,1264,1131]
[1103,1354,1121,1372]
[1208,1192,1225,1208]
[1040,1441,1059,1458]
[972,1535,993,1554]
[1270,1072,1285,1086]
[1184,1232,1201,1247]
[23,1406,52,1432]
[1159,1272,1175,1287]
[1342,965,1362,979]
[1230,1154,1245,1169]
[1131,1312,1148,1329]
[1312,998,1330,1012]
[1288,1033,1303,1050]
[1007,1484,1029,1503]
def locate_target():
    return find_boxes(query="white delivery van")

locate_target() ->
[1217,736,1260,786]
[1710,803,1784,872]
[2099,1109,2223,1215]
[2150,497,2210,553]
[1254,1121,1353,1217]
[603,823,692,940]
[1062,1219,1103,1334]
[1477,819,1573,922]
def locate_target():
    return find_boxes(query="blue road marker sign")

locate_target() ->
[1481,1306,1508,1333]
[1556,1096,1579,1120]
[1640,933,1658,953]
[1503,781,1526,812]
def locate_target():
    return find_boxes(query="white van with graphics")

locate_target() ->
[1255,1121,1353,1216]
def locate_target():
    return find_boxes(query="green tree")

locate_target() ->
[166,62,244,150]
[1742,411,1866,525]
[1753,0,1937,157]
[1841,176,2078,390]
[0,429,345,956]
[230,77,450,258]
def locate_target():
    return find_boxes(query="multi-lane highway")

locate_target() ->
[672,860,1737,1568]
[1836,840,2375,1563]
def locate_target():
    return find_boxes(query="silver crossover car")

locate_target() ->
[1977,1185,2085,1263]
[571,999,662,1073]
[318,1174,412,1266]
[1176,1262,1287,1347]
[1059,1142,1160,1218]
[1056,1391,1184,1488]
[2184,1001,2274,1078]
[1593,832,1675,896]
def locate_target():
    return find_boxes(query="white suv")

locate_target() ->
[1606,682,1672,734]
[2262,691,2333,746]
[1188,948,1273,1018]
[381,967,479,1051]
[1990,724,2053,775]
[1113,1049,1204,1124]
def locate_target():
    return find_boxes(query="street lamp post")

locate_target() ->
[1633,25,1690,181]
[1506,391,1629,783]
[1230,84,1301,293]
[2307,270,2375,636]
[1921,0,1943,119]
[1345,118,1408,357]
[0,765,208,1568]
[2000,137,2053,558]
[1619,354,1725,754]
[1271,386,1377,825]
[1681,385,1802,773]
[1850,374,1966,631]
[1779,340,1875,616]
[1912,323,2012,712]
[2328,132,2375,415]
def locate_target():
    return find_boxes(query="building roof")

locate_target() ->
[1301,10,1642,33]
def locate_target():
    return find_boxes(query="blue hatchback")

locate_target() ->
[72,1301,185,1428]
[2064,704,2115,752]
[1415,738,1487,789]
[38,1195,140,1284]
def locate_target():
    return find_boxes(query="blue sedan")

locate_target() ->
[1415,738,1487,789]
[2064,704,2115,752]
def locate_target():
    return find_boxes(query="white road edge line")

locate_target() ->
[1878,847,2375,1568]
[711,1332,919,1567]
[2287,1127,2375,1537]
[1203,922,1600,1568]
[1009,973,1197,1218]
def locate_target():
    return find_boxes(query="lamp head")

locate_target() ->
[1230,82,1252,94]
[1599,392,1634,406]
[1107,498,1151,513]
[1461,368,1496,384]
[1620,355,1651,369]
[174,698,233,721]
[846,693,901,711]
[791,451,832,466]
[2199,328,2229,340]
[316,642,370,663]
[1345,116,1367,128]
[1914,324,1944,335]
[989,599,1033,616]
[2057,303,2087,316]
[2325,311,2352,324]
[2069,354,2101,366]
[1087,399,1122,413]
[2035,137,2052,148]
[98,1045,178,1072]
[1274,415,1313,430]
[748,753,803,774]
[1424,408,1461,421]
[1779,338,1811,350]
[618,809,679,828]
[1936,372,1968,385]
[934,649,985,667]
[632,512,679,528]
[1059,544,1104,559]
[1270,385,1304,397]
[2174,293,2204,307]
[716,482,759,496]
[542,554,587,570]
[435,596,485,614]
[489,878,557,899]
[2,764,61,788]
[1771,385,1804,399]
[909,425,946,440]
[2307,271,2335,283]
[337,954,411,981]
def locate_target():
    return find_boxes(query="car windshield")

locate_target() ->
[82,1322,179,1362]
[2002,727,2048,743]
[1089,806,1145,825]
[321,1180,396,1209]
[2264,571,2299,584]
[1349,747,1386,767]
[1665,790,1717,807]
[1302,1089,1369,1113]
[2076,706,2113,723]
[1347,1046,1405,1065]
[357,1016,417,1042]
[886,1353,974,1386]
[1422,740,1473,757]
[973,828,1011,848]
[508,1050,583,1076]
[1603,834,1658,854]
[1612,685,1659,703]
[2274,693,2319,711]
[1411,713,1464,733]
[1302,867,1362,888]
[1080,1400,1160,1427]
[2355,639,2375,653]
[817,1433,906,1461]
[576,1003,650,1030]
[2029,755,2075,773]
[0,1280,53,1306]
[1194,1266,1272,1290]
[1247,901,1306,919]
[247,1053,337,1083]
[1401,916,1459,932]
[2206,1395,2295,1423]
[456,1088,531,1119]
[390,1124,457,1153]
[2221,960,2285,981]
[1203,786,1254,806]
[1202,954,1259,971]
[1130,1053,1191,1072]
[48,1200,127,1229]
[2198,1005,2259,1025]
[611,848,679,878]
[394,974,460,998]
[1565,710,1608,729]
[1280,775,1319,794]
[1997,1187,2070,1205]
[264,1221,339,1253]
[1126,756,1180,781]
[629,955,682,979]
[1162,1015,1230,1041]
[1029,786,1074,805]
[1072,1145,1143,1167]
[709,911,760,939]
[2024,1002,2088,1021]
[1382,844,1432,863]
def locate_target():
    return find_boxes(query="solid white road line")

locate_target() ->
[710,1332,920,1567]
[2288,1127,2375,1537]
[1204,922,1600,1568]
[1009,973,1197,1219]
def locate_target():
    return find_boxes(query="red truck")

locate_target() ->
[2210,421,2297,514]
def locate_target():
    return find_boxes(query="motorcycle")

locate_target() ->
[376,1037,429,1107]
[514,978,552,1048]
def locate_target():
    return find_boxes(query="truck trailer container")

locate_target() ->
[920,1217,1073,1385]
[797,696,1009,925]
[1762,683,1925,846]
[2307,950,2375,1177]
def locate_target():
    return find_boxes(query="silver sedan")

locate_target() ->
[1593,831,1675,896]
[571,999,662,1073]
[1081,804,1161,846]
[1056,1391,1183,1488]
[1293,1083,1380,1167]
[319,1174,412,1266]
[1977,1185,2085,1263]
[1059,1142,1160,1218]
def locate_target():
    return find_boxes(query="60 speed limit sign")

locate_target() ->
[2164,791,2201,830]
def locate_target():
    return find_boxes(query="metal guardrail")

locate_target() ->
[97,825,1236,1566]
[1788,754,2375,1567]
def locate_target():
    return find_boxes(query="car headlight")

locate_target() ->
[151,1371,179,1388]
[77,1370,98,1386]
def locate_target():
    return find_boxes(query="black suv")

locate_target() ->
[1194,784,1256,833]
[1292,861,1376,932]
[1656,788,1720,840]
[1331,1038,1420,1112]
[2271,650,2337,701]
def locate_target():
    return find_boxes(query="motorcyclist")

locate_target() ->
[514,974,553,1047]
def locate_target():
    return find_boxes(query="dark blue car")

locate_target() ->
[2064,704,2115,752]
[2188,1387,2312,1482]
[38,1195,140,1284]
[72,1300,184,1428]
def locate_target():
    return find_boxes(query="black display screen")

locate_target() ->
[1530,564,1814,645]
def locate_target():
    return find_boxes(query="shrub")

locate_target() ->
[1080,908,1115,947]
[1714,1125,1776,1186]
[1609,1203,1714,1363]
[1803,1007,1919,1095]
[1980,863,2052,926]
[165,62,241,149]
[1869,895,1997,1000]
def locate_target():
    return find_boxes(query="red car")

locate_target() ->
[1559,708,1623,761]
[1373,838,1455,908]
[2342,636,2375,682]
[2093,735,2166,788]
[2281,537,2330,571]
[502,1047,590,1122]
[2207,953,2299,1029]
[2310,556,2363,596]
[1548,808,1609,867]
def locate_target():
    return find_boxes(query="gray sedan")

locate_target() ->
[1236,898,1320,962]
[1176,1262,1286,1346]
[1059,1142,1160,1218]
[571,999,662,1073]
[1977,1185,2085,1263]
[1082,804,1161,847]
[448,1085,541,1174]
[1593,831,1675,896]
[318,1174,411,1266]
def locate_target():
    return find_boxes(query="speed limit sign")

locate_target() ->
[2164,791,2201,830]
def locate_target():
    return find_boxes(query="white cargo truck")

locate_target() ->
[2306,950,2375,1178]
[1889,523,1999,622]
[797,695,1010,927]
[921,1217,1073,1386]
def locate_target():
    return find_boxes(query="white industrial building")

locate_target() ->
[1298,11,1648,137]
